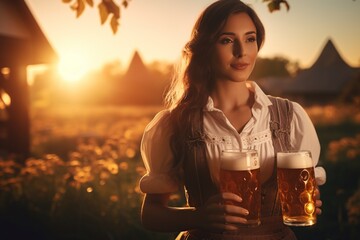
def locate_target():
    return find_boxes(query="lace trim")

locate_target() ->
[203,130,271,149]
[205,134,232,146]
[241,129,272,149]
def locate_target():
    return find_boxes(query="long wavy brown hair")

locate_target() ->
[165,0,265,164]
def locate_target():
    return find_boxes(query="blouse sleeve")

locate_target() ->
[290,102,326,185]
[139,110,181,194]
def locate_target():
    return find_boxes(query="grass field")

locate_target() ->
[0,103,359,240]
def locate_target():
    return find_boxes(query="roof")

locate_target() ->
[0,0,58,66]
[283,39,360,94]
[123,50,149,82]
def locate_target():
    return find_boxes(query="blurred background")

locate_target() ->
[0,0,359,239]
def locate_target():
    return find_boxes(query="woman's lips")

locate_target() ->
[230,63,249,70]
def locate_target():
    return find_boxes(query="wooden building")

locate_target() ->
[0,0,57,159]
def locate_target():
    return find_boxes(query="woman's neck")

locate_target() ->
[211,81,253,112]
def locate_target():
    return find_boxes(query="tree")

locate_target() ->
[263,0,290,12]
[61,0,290,34]
[62,0,130,34]
[250,56,293,80]
[338,74,360,104]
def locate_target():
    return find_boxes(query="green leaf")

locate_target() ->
[98,2,109,24]
[110,15,119,34]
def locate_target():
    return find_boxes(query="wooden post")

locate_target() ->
[5,65,30,161]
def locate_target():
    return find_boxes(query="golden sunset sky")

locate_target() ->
[25,0,360,81]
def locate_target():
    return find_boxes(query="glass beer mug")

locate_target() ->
[219,150,261,227]
[277,150,317,226]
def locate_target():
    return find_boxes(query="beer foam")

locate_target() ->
[221,151,260,170]
[277,151,313,169]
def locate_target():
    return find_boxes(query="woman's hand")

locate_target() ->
[195,192,249,232]
[314,187,322,215]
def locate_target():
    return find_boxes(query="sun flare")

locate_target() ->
[58,53,91,83]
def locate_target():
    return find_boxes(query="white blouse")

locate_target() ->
[139,81,326,194]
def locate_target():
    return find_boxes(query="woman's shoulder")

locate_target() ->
[289,101,308,117]
[265,96,310,123]
[266,95,306,114]
[283,100,313,127]
[144,109,171,133]
[142,109,172,150]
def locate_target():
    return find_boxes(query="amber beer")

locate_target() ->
[277,150,317,226]
[219,150,261,227]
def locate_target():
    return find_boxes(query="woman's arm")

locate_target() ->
[290,102,326,185]
[290,102,321,164]
[141,193,198,232]
[141,192,249,232]
[290,102,324,216]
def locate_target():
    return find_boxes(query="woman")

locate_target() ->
[139,0,326,239]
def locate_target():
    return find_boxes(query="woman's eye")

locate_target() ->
[220,38,233,44]
[247,37,257,43]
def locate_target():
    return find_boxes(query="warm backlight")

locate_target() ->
[58,53,90,83]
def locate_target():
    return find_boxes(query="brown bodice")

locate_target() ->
[179,96,296,239]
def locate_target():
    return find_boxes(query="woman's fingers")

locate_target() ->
[315,199,322,215]
[313,187,322,215]
[206,209,248,231]
[215,192,249,217]
[208,212,247,224]
[206,192,242,205]
[224,213,248,224]
[221,192,242,202]
[205,192,244,212]
[223,203,249,216]
[200,192,250,231]
[314,187,321,200]
[316,199,322,208]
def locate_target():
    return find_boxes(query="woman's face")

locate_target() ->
[211,13,258,83]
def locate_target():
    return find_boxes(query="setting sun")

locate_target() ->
[58,53,91,83]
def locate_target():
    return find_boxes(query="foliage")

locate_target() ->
[263,0,290,12]
[338,74,360,104]
[61,0,291,34]
[325,131,360,222]
[327,134,360,163]
[250,56,293,80]
[0,106,179,239]
[62,0,131,34]
[313,108,360,239]
[347,190,360,226]
[306,104,360,127]
[2,104,360,239]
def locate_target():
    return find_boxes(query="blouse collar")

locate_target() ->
[204,81,272,112]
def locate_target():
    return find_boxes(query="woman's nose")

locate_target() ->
[233,41,244,58]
